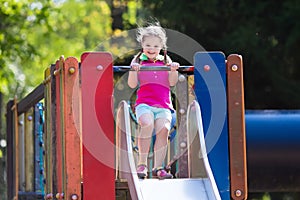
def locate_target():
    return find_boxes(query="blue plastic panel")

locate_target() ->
[194,52,230,200]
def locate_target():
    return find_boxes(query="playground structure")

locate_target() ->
[5,51,245,200]
[6,50,299,200]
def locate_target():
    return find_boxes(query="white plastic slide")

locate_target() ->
[116,100,221,200]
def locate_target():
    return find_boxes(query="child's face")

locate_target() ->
[141,35,163,61]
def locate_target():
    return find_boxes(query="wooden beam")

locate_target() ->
[17,84,44,116]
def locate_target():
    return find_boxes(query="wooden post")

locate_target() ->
[176,74,189,178]
[55,57,64,198]
[25,109,34,192]
[50,64,57,197]
[44,66,53,197]
[13,98,19,200]
[63,57,82,200]
[6,100,14,200]
[227,54,247,200]
[18,114,25,191]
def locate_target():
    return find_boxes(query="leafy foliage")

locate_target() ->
[0,0,53,96]
[0,0,113,100]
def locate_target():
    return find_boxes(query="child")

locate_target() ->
[128,22,179,179]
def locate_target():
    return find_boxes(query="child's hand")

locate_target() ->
[131,62,140,71]
[170,62,179,71]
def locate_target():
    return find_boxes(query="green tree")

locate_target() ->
[140,0,300,109]
[0,0,114,100]
[0,0,53,97]
[20,0,113,94]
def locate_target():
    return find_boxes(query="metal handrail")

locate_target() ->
[113,65,194,72]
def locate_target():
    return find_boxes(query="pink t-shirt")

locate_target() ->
[135,60,174,110]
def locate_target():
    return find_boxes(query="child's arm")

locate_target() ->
[128,57,139,88]
[169,64,179,86]
[167,55,179,86]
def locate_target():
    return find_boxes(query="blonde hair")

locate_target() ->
[136,22,167,50]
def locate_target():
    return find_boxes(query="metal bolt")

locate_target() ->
[54,69,60,76]
[235,189,242,197]
[178,74,185,82]
[231,64,238,71]
[96,65,103,71]
[56,193,64,199]
[179,108,185,114]
[69,67,75,74]
[180,142,186,148]
[204,65,210,72]
[46,193,53,199]
[71,194,78,200]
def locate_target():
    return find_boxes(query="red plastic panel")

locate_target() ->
[81,52,115,199]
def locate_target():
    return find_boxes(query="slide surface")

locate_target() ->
[116,100,221,200]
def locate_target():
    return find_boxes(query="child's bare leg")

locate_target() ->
[153,118,170,168]
[138,113,154,165]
